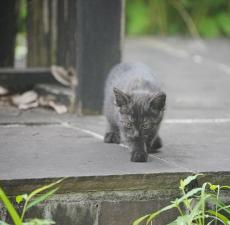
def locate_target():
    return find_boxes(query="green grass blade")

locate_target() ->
[221,186,230,190]
[0,188,22,225]
[133,214,150,225]
[176,215,190,224]
[218,205,230,214]
[207,210,229,225]
[27,178,64,201]
[187,198,203,223]
[208,197,230,215]
[172,188,202,205]
[26,187,59,210]
[206,215,227,225]
[21,178,65,220]
[188,194,211,224]
[201,182,208,225]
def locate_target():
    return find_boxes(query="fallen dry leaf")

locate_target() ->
[39,96,67,114]
[49,101,68,114]
[51,65,78,88]
[18,101,39,110]
[9,89,68,114]
[12,91,38,110]
[0,86,9,96]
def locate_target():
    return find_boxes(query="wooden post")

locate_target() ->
[77,0,124,113]
[57,0,77,68]
[57,0,124,114]
[27,0,57,67]
[0,0,19,67]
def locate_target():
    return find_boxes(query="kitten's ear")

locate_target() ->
[113,87,130,107]
[149,92,166,110]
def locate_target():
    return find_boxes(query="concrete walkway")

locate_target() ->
[1,38,230,182]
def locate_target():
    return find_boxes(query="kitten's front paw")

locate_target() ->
[104,132,120,144]
[131,151,148,162]
[147,136,162,153]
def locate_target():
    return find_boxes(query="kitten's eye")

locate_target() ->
[151,109,159,116]
[142,122,150,129]
[126,122,132,128]
[123,121,132,129]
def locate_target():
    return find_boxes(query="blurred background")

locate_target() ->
[126,0,230,38]
[6,0,230,68]
[0,0,230,114]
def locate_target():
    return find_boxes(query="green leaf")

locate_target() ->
[27,178,64,201]
[133,214,150,225]
[172,188,202,205]
[146,203,176,224]
[210,184,218,191]
[168,215,198,225]
[221,186,230,190]
[206,215,229,225]
[0,187,22,225]
[21,178,65,220]
[200,182,211,224]
[22,219,55,225]
[180,180,185,189]
[176,215,190,224]
[179,174,202,190]
[187,194,211,224]
[26,187,59,210]
[16,194,28,204]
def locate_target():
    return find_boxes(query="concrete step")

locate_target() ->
[0,108,230,225]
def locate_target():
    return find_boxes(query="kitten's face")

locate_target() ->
[113,88,166,142]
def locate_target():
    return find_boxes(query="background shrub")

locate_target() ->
[126,0,230,38]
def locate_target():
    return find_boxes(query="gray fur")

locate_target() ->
[103,62,166,162]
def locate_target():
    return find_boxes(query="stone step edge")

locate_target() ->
[1,171,229,196]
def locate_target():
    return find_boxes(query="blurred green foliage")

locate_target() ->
[18,0,230,38]
[18,0,27,33]
[126,0,230,38]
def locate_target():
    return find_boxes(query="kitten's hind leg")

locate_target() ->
[104,123,120,144]
[147,136,162,153]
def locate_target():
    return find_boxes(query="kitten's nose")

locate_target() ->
[134,130,140,138]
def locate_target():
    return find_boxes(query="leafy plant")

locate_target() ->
[126,0,152,35]
[0,178,64,225]
[126,0,230,38]
[133,174,230,225]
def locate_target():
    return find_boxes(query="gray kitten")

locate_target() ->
[103,62,166,162]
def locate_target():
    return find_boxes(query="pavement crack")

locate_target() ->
[0,122,62,128]
[61,122,104,140]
